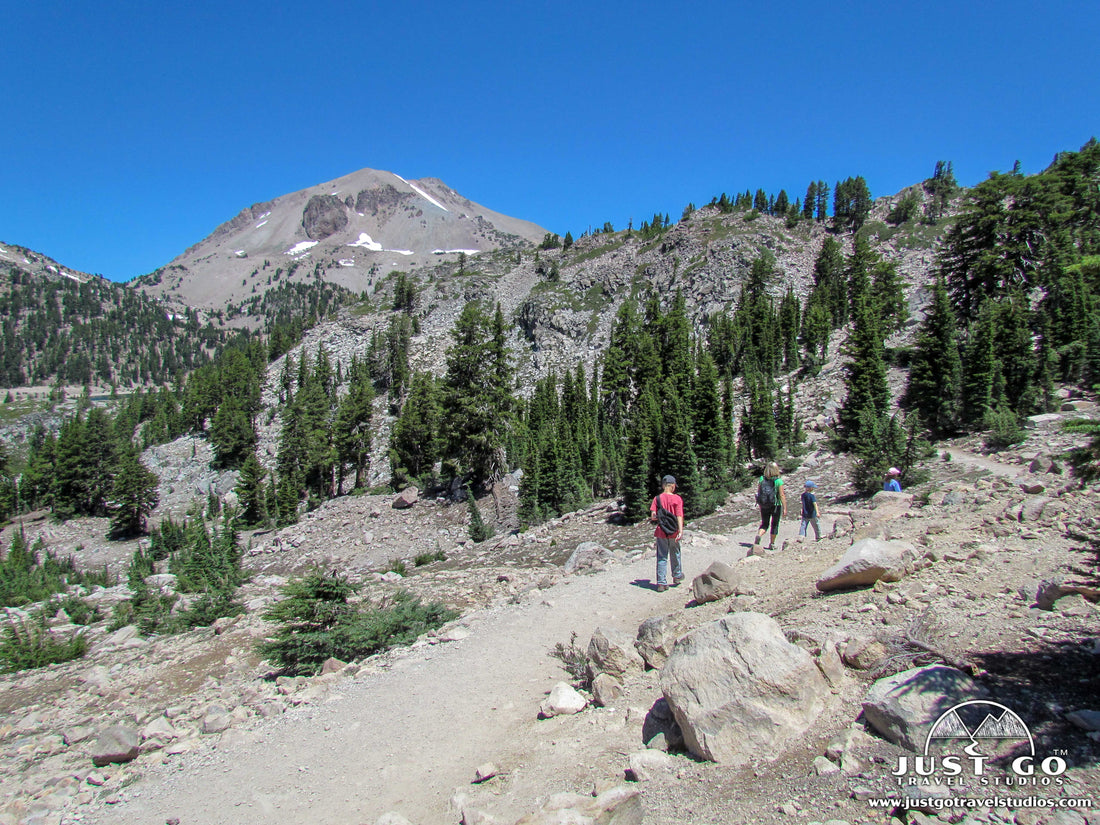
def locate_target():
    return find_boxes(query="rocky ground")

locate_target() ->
[1,406,1098,825]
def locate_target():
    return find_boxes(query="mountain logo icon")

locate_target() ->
[925,700,1034,758]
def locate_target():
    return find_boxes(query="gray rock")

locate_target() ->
[587,626,643,680]
[145,573,178,594]
[842,636,889,670]
[660,612,829,765]
[591,673,623,708]
[538,682,587,719]
[626,749,673,782]
[1018,496,1051,522]
[1066,709,1100,731]
[563,541,612,574]
[514,785,642,825]
[816,538,916,591]
[812,754,840,775]
[201,705,233,734]
[861,665,989,751]
[392,486,419,509]
[1028,453,1063,474]
[91,725,141,767]
[140,716,178,744]
[870,490,914,513]
[691,560,740,604]
[634,613,694,670]
[1056,594,1099,616]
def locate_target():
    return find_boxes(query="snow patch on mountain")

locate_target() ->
[347,233,414,255]
[285,241,319,256]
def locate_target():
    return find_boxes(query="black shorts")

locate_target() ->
[759,504,781,533]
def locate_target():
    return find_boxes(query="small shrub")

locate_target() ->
[258,572,456,676]
[414,550,446,567]
[386,559,408,577]
[0,534,108,607]
[984,406,1026,451]
[467,489,495,543]
[550,631,591,690]
[46,595,101,626]
[0,615,88,673]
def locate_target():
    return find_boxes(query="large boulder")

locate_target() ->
[861,665,989,751]
[660,612,830,765]
[691,561,740,604]
[635,612,694,670]
[586,626,643,680]
[816,538,916,592]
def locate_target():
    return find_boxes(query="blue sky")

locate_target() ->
[4,1,1098,283]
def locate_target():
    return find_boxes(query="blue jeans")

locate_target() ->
[656,536,682,586]
[799,516,821,540]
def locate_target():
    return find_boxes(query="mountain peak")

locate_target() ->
[133,168,547,311]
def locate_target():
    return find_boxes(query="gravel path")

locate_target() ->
[78,536,750,825]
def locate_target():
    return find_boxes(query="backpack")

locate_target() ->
[756,477,777,508]
[654,495,679,535]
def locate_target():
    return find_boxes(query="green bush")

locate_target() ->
[467,489,495,543]
[112,513,246,636]
[258,571,457,676]
[0,614,88,673]
[45,595,101,626]
[0,533,109,608]
[414,550,446,567]
[984,406,1027,450]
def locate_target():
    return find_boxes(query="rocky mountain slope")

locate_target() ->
[0,405,1097,825]
[131,169,549,313]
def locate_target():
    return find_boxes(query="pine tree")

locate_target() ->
[209,400,256,470]
[960,299,997,431]
[439,301,514,487]
[466,487,494,542]
[903,280,962,437]
[107,449,160,539]
[622,389,658,522]
[334,370,374,493]
[692,351,728,511]
[839,294,891,446]
[235,452,268,527]
[390,372,441,487]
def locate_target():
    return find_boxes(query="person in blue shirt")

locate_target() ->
[883,467,903,492]
[799,479,821,541]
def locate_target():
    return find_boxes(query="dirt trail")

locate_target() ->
[81,537,753,825]
[936,447,1024,479]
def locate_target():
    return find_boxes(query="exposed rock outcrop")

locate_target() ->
[303,194,350,240]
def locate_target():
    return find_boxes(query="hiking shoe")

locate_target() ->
[672,577,684,586]
[656,584,668,592]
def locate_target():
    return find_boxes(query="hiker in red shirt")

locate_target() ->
[650,475,684,592]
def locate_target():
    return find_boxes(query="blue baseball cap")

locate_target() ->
[804,479,816,487]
